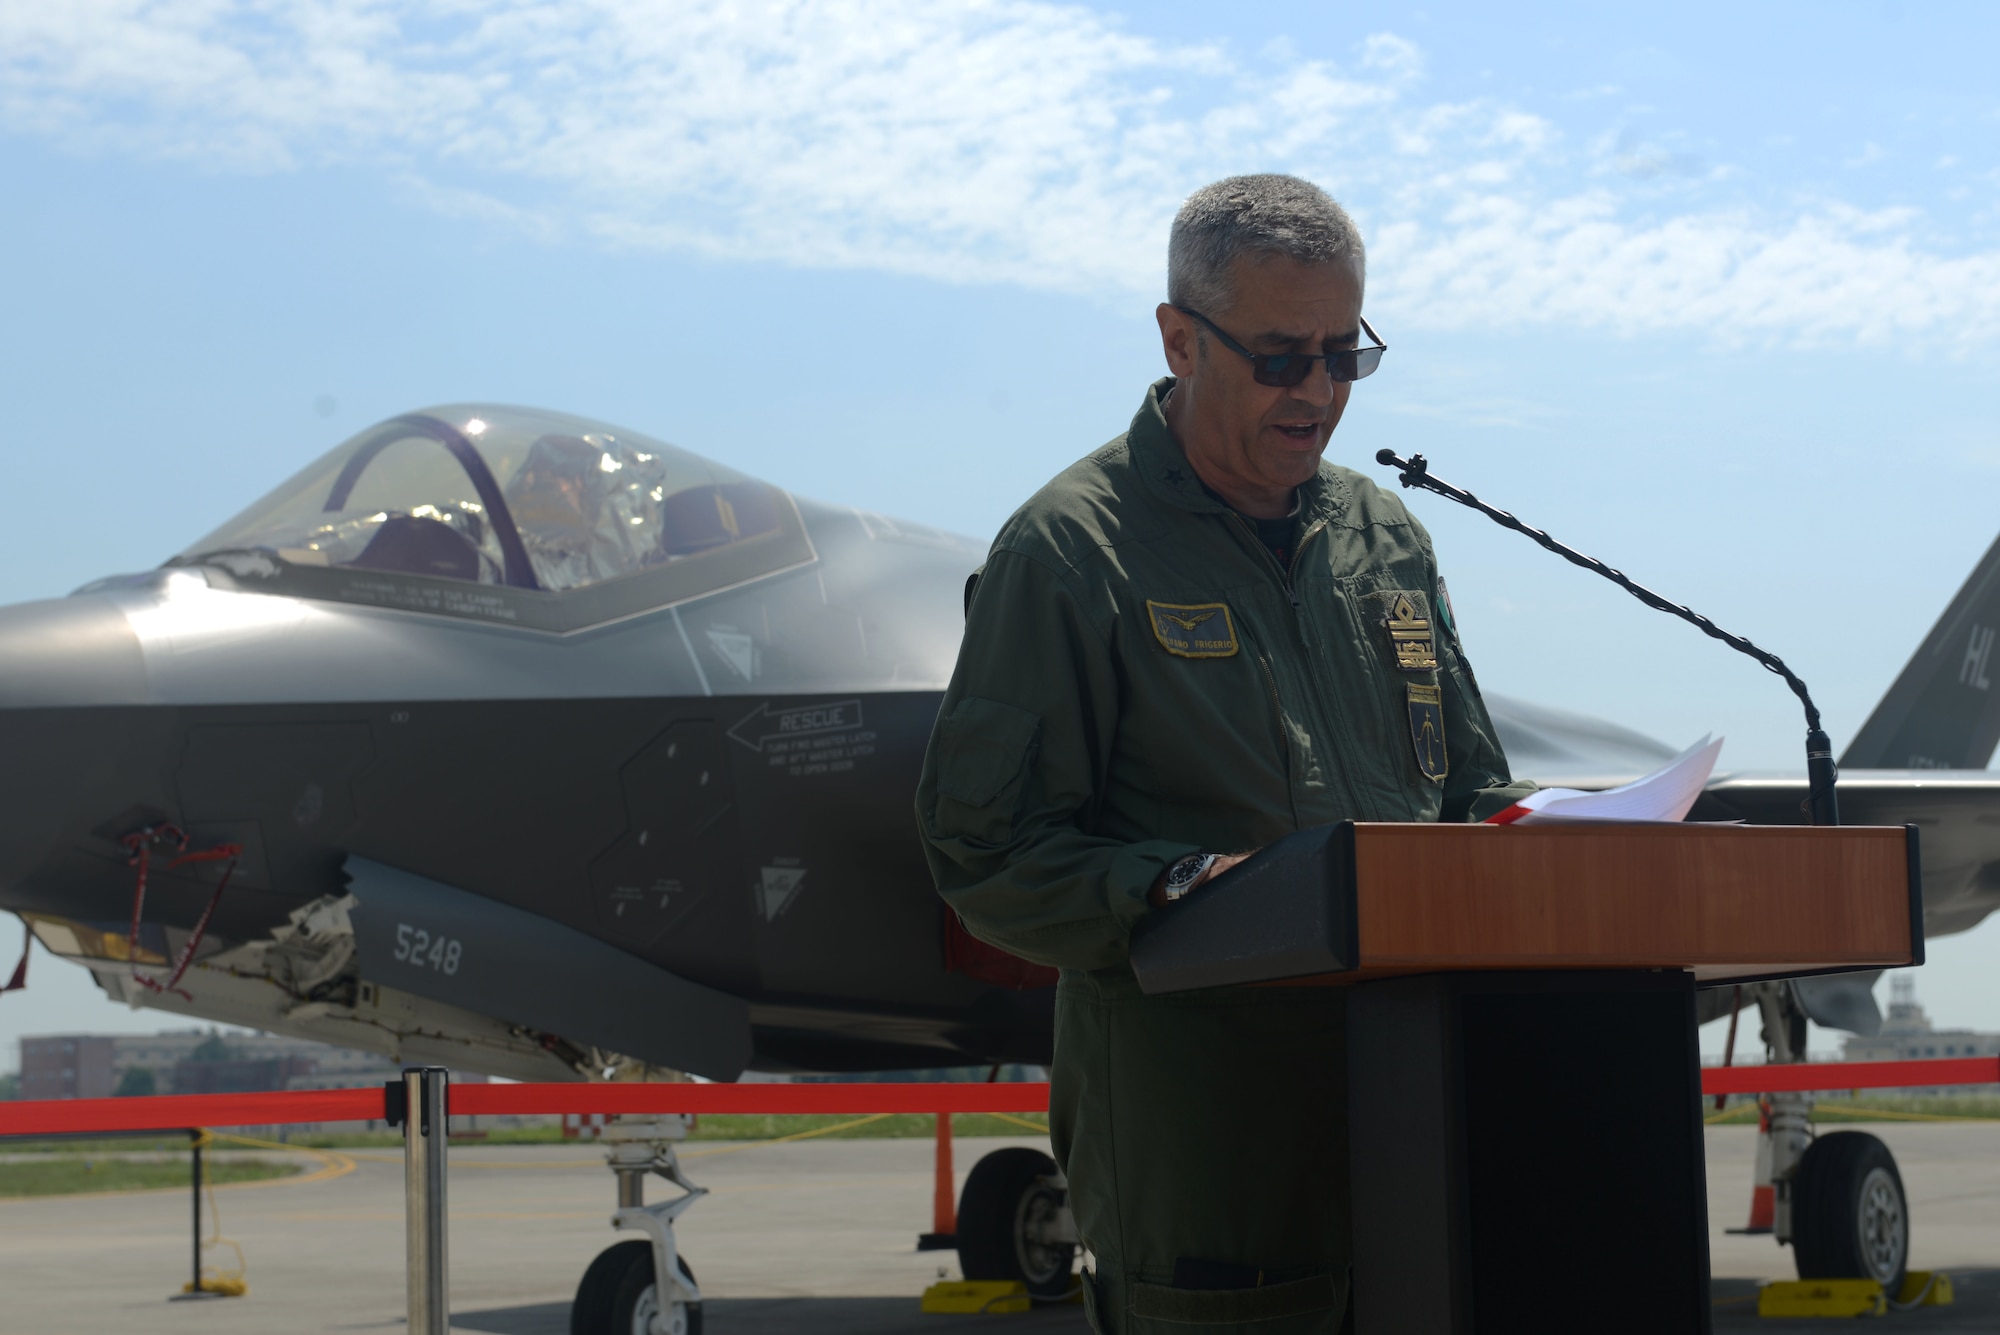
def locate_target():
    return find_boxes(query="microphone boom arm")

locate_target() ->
[1375,449,1839,826]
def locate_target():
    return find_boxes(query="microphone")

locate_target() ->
[1375,449,1839,826]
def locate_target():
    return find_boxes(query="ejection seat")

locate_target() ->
[344,514,488,582]
[658,483,782,557]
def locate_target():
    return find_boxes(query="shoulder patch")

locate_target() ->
[1387,593,1438,671]
[1146,600,1239,658]
[1407,682,1448,782]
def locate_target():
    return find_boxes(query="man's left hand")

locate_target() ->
[1147,850,1255,908]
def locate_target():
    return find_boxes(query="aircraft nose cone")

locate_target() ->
[0,594,148,708]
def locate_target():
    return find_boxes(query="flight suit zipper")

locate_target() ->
[1252,650,1302,829]
[1224,511,1326,608]
[1223,511,1361,814]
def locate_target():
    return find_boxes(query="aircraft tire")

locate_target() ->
[956,1146,1077,1300]
[610,1247,702,1335]
[1791,1131,1908,1292]
[572,1241,649,1334]
[569,1240,702,1335]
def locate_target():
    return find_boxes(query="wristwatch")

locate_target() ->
[1161,852,1218,902]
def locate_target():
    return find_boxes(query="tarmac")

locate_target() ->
[0,1125,1993,1332]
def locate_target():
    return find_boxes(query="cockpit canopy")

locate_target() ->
[175,406,813,632]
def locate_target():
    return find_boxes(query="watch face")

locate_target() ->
[1167,855,1205,889]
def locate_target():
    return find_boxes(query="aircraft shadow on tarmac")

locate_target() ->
[451,1296,1091,1334]
[445,1269,1994,1334]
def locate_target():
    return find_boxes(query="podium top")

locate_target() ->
[1128,821,1920,995]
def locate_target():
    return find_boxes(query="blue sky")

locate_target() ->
[2,0,1998,1061]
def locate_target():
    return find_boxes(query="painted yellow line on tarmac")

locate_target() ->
[982,1113,1051,1133]
[272,1209,601,1222]
[682,1113,896,1158]
[345,1150,601,1169]
[207,1133,357,1188]
[0,1143,354,1203]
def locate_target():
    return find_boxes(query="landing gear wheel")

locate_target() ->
[956,1147,1077,1300]
[1792,1131,1908,1293]
[572,1241,648,1334]
[570,1240,702,1335]
[612,1248,701,1335]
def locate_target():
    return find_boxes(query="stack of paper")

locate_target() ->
[1485,736,1723,825]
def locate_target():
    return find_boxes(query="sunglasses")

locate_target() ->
[1176,307,1387,387]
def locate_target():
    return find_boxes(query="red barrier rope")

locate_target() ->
[449,1082,1052,1118]
[2,1058,1993,1139]
[0,1087,385,1136]
[0,1082,1052,1137]
[1700,1055,2000,1096]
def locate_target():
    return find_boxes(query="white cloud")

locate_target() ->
[2,0,1997,345]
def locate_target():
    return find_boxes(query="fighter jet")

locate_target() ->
[2,403,1994,1313]
[4,401,1998,1074]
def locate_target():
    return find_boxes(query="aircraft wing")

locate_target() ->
[1493,516,2000,949]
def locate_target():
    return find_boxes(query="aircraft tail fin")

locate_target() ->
[1843,530,2000,769]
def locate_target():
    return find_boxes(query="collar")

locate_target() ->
[1128,377,1348,529]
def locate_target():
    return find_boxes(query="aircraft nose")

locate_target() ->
[0,594,161,915]
[0,594,149,708]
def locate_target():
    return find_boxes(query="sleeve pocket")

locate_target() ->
[933,696,1042,841]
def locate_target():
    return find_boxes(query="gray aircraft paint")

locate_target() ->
[346,857,752,1080]
[1843,530,2000,771]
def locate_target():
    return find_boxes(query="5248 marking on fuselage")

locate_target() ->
[394,924,463,976]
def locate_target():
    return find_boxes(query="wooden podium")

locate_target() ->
[1128,822,1921,1335]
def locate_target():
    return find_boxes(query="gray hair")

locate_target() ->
[1167,174,1364,317]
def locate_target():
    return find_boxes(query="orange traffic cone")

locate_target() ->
[917,1111,957,1251]
[1729,1102,1775,1235]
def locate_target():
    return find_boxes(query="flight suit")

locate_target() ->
[916,379,1532,1334]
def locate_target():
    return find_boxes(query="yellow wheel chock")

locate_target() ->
[1755,1270,1953,1317]
[921,1280,1031,1314]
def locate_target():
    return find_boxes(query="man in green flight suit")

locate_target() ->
[916,175,1535,1334]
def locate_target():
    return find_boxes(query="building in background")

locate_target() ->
[16,1028,406,1099]
[19,1035,117,1100]
[1841,976,2000,1093]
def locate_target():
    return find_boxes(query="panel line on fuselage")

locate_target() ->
[673,605,713,697]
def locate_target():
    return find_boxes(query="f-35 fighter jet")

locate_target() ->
[3,403,1997,1081]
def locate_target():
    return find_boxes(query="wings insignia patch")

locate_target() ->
[1146,600,1239,658]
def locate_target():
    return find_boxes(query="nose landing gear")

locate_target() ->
[571,1115,705,1335]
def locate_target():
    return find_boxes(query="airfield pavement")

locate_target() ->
[0,1125,1996,1332]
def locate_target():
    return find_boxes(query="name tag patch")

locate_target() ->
[1146,600,1239,658]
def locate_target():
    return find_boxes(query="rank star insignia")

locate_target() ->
[1386,593,1438,671]
[1163,467,1186,485]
